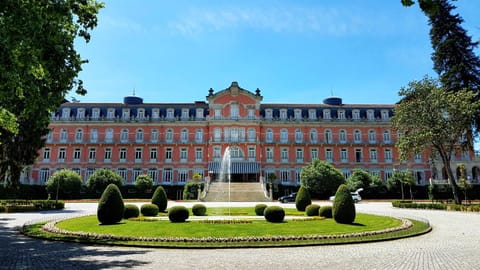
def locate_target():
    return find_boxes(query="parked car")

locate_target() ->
[278,192,297,203]
[329,188,363,203]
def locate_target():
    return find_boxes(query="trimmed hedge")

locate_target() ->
[254,204,268,216]
[124,204,140,219]
[305,204,320,216]
[264,206,285,223]
[295,185,311,211]
[141,204,159,217]
[192,204,207,216]
[97,184,125,225]
[332,184,356,224]
[392,201,480,212]
[0,200,64,212]
[168,206,189,222]
[151,186,168,212]
[319,206,333,218]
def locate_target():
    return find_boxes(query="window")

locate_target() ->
[105,128,113,143]
[120,129,129,143]
[338,110,345,120]
[107,108,115,119]
[75,129,83,142]
[230,128,239,142]
[355,149,363,162]
[88,148,96,162]
[165,129,173,143]
[294,109,302,120]
[165,148,173,162]
[214,128,221,142]
[352,110,360,120]
[384,149,392,163]
[196,108,204,119]
[181,109,189,119]
[230,103,239,119]
[90,128,98,143]
[122,109,130,120]
[295,169,301,183]
[280,109,287,120]
[248,109,255,119]
[414,153,422,163]
[117,168,127,182]
[248,147,256,160]
[43,148,51,161]
[46,130,53,143]
[163,168,173,183]
[137,108,145,119]
[180,148,188,162]
[166,109,174,119]
[281,148,289,162]
[135,148,142,162]
[178,169,189,183]
[133,168,142,182]
[341,149,348,162]
[152,109,160,120]
[370,149,378,162]
[266,148,274,162]
[196,129,203,143]
[384,169,394,182]
[58,148,66,162]
[354,130,362,143]
[323,109,331,120]
[339,130,347,143]
[213,147,221,160]
[60,129,68,142]
[381,110,389,120]
[383,130,391,143]
[325,148,333,162]
[136,129,144,142]
[367,110,374,120]
[309,110,316,120]
[195,148,203,162]
[214,108,221,119]
[181,129,188,143]
[368,130,376,143]
[148,168,158,183]
[73,148,81,161]
[280,169,290,183]
[119,148,127,162]
[280,129,288,143]
[295,129,303,143]
[104,148,112,162]
[248,128,256,142]
[151,129,158,142]
[310,148,318,160]
[40,168,50,182]
[266,129,273,143]
[230,146,242,159]
[150,148,157,161]
[310,129,318,143]
[265,109,273,120]
[61,108,70,119]
[76,108,85,119]
[325,130,332,143]
[296,148,304,163]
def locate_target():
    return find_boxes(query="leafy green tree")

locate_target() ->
[457,163,472,203]
[0,0,103,190]
[87,169,124,193]
[391,77,480,204]
[46,169,82,201]
[387,171,416,200]
[0,108,18,138]
[345,169,371,191]
[300,159,345,197]
[135,174,153,193]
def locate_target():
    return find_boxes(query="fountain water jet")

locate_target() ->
[218,146,232,215]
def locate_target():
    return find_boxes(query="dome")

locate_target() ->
[123,96,143,105]
[323,97,342,106]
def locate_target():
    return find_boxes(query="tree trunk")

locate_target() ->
[440,154,461,204]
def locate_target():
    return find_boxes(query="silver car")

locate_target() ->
[329,188,363,203]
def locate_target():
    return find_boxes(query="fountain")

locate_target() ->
[218,146,232,215]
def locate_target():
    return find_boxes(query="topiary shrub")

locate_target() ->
[97,184,125,225]
[254,203,268,216]
[151,186,168,212]
[87,169,124,194]
[192,204,207,216]
[183,182,204,200]
[295,185,312,211]
[319,205,333,218]
[124,204,140,219]
[263,206,285,223]
[305,204,320,216]
[168,206,189,222]
[141,204,159,217]
[332,184,356,224]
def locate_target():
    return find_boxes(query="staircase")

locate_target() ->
[203,182,271,202]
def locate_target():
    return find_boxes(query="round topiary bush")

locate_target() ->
[141,204,159,217]
[168,206,189,222]
[254,204,268,216]
[295,185,312,211]
[151,186,168,212]
[264,206,285,223]
[305,204,320,216]
[124,204,140,219]
[192,204,207,216]
[332,184,356,224]
[319,205,333,218]
[97,184,125,225]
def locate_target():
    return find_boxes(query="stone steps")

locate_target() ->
[203,182,270,202]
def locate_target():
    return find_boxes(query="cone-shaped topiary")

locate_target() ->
[141,203,159,216]
[192,204,207,216]
[264,206,285,223]
[97,184,124,225]
[168,206,189,222]
[124,204,140,219]
[254,204,268,216]
[332,184,356,224]
[295,185,312,211]
[319,205,333,218]
[305,204,320,216]
[151,186,168,212]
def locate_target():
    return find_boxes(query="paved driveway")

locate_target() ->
[0,202,479,270]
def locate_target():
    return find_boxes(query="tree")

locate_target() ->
[87,169,124,194]
[0,1,103,190]
[45,169,82,201]
[0,108,18,138]
[345,169,371,191]
[300,159,345,197]
[457,163,472,203]
[391,77,480,204]
[402,0,480,126]
[135,174,153,193]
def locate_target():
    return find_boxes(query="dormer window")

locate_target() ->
[166,109,174,119]
[280,109,287,120]
[91,108,100,120]
[122,109,130,120]
[367,110,374,120]
[76,108,85,119]
[181,109,189,119]
[294,109,302,120]
[61,108,70,119]
[265,109,273,120]
[107,108,115,119]
[309,110,316,120]
[137,108,145,119]
[323,109,331,120]
[381,110,389,120]
[196,108,204,119]
[338,110,345,120]
[152,109,160,119]
[352,110,360,120]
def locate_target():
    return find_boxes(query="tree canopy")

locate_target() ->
[300,159,345,197]
[46,169,83,200]
[0,0,103,189]
[87,169,124,194]
[391,76,480,203]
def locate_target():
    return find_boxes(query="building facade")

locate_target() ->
[27,82,450,193]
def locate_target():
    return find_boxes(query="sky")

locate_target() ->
[70,0,480,105]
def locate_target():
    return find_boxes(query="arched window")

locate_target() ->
[339,129,347,143]
[60,129,68,142]
[90,128,98,143]
[136,129,144,142]
[196,129,203,143]
[368,130,376,143]
[248,128,256,142]
[151,129,158,142]
[310,129,318,143]
[266,129,273,143]
[75,128,83,142]
[180,129,188,143]
[325,129,332,143]
[383,130,391,143]
[354,130,361,143]
[295,129,303,143]
[105,128,113,143]
[280,129,288,143]
[165,129,173,143]
[120,128,129,143]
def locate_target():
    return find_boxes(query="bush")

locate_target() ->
[183,182,204,200]
[254,204,268,216]
[264,206,285,223]
[319,206,333,218]
[332,184,356,224]
[87,169,124,194]
[168,206,189,222]
[305,204,320,216]
[45,169,82,199]
[123,204,140,219]
[151,186,168,212]
[97,184,125,225]
[135,174,153,193]
[192,204,207,216]
[295,185,311,211]
[141,204,159,217]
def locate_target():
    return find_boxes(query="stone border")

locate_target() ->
[40,215,414,244]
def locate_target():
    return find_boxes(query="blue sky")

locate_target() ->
[71,0,480,105]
